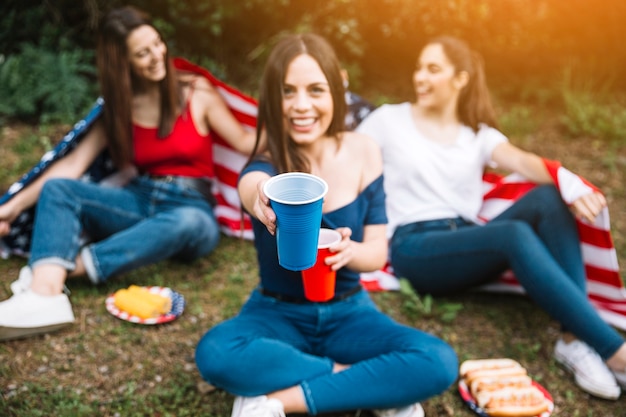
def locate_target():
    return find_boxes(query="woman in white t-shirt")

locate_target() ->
[357,35,626,401]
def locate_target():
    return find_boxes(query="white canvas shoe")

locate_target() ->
[554,338,620,400]
[0,289,75,341]
[373,402,425,417]
[230,396,285,417]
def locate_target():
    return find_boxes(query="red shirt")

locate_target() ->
[133,104,213,178]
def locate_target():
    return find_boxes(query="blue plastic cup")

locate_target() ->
[263,173,329,271]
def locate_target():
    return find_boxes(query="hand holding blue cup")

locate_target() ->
[263,173,328,270]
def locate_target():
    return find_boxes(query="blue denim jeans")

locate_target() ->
[29,176,220,282]
[195,289,458,414]
[391,185,624,359]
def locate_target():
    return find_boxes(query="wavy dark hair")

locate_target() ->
[422,36,498,131]
[96,6,181,168]
[250,33,346,173]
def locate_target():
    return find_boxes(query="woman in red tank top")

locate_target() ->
[0,6,256,341]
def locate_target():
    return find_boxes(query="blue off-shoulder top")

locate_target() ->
[240,159,387,298]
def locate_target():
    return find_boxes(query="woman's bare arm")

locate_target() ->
[192,77,257,155]
[0,121,107,235]
[492,141,606,223]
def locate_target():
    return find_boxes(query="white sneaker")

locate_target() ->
[554,338,620,400]
[231,395,285,417]
[373,403,425,417]
[10,266,71,296]
[0,289,75,341]
[10,266,33,295]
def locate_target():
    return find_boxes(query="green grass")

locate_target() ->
[1,102,626,416]
[2,233,626,417]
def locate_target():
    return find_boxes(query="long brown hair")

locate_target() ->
[425,36,498,131]
[251,33,346,173]
[96,6,180,168]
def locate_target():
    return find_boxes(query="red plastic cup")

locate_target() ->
[301,228,342,302]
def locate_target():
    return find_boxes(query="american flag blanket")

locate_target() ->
[2,60,625,330]
[362,159,626,331]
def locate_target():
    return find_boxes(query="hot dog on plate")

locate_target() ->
[476,386,550,417]
[459,358,551,417]
[460,358,523,377]
[470,374,533,397]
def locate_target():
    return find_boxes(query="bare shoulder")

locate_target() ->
[340,131,383,182]
[341,131,382,160]
[188,75,214,91]
[179,75,219,102]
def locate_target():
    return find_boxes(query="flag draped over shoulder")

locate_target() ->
[362,159,626,331]
[0,58,256,258]
[172,58,257,240]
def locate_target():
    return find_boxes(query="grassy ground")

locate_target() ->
[1,113,625,416]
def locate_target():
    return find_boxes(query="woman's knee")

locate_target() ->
[526,184,571,217]
[39,178,77,202]
[195,326,237,382]
[503,221,535,241]
[399,332,458,396]
[195,321,263,394]
[421,338,459,394]
[169,207,220,250]
[532,184,561,203]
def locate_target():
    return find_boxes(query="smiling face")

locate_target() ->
[412,43,467,112]
[282,54,334,145]
[126,25,167,83]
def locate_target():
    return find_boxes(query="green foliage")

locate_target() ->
[514,341,543,361]
[398,278,463,322]
[399,278,433,318]
[497,104,541,138]
[557,65,626,172]
[3,0,626,121]
[0,0,111,55]
[0,41,96,124]
[560,90,626,145]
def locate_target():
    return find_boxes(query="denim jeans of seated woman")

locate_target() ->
[28,176,220,283]
[391,184,624,360]
[195,290,458,414]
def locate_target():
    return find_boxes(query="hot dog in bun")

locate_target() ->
[459,358,551,417]
[470,374,533,397]
[460,358,523,377]
[476,386,550,417]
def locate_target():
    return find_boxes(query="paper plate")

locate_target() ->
[105,286,185,325]
[458,379,554,417]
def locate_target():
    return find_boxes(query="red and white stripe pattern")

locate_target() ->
[193,63,626,330]
[480,159,626,330]
[174,58,256,240]
[364,159,626,331]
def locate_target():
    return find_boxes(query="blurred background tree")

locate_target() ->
[1,0,626,123]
